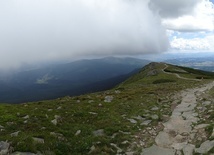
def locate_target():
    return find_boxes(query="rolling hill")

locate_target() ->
[0,62,213,154]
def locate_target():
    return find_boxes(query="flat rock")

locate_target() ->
[0,141,10,155]
[155,131,173,147]
[171,142,187,150]
[127,119,137,124]
[140,120,152,126]
[104,96,113,103]
[93,129,104,136]
[195,140,214,154]
[202,101,211,106]
[151,114,159,120]
[182,144,195,155]
[32,137,44,144]
[50,132,65,140]
[141,145,176,155]
[211,128,214,138]
[75,130,81,136]
[11,131,20,137]
[163,117,192,134]
[133,115,145,121]
[194,124,209,130]
[23,115,29,119]
[51,119,57,125]
[151,107,159,111]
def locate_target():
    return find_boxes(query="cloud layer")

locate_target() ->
[0,0,169,69]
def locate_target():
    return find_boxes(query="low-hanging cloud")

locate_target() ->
[0,0,169,70]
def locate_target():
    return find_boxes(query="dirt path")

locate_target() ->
[141,81,214,155]
[162,64,201,82]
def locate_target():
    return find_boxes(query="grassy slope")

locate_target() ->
[0,63,213,154]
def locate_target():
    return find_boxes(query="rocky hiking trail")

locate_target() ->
[162,64,201,82]
[142,80,214,155]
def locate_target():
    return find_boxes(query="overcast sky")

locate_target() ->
[0,0,213,69]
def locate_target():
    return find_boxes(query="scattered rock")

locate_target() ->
[151,107,159,111]
[89,112,97,115]
[121,140,129,144]
[48,109,53,112]
[54,115,61,119]
[127,119,137,124]
[98,103,103,107]
[140,120,152,126]
[104,96,113,103]
[93,129,104,137]
[50,132,65,140]
[23,115,29,119]
[51,115,61,125]
[133,115,145,121]
[0,125,4,129]
[75,130,81,136]
[11,131,20,137]
[115,90,121,94]
[41,127,46,130]
[33,137,44,144]
[57,106,62,110]
[0,141,10,155]
[7,122,14,126]
[110,143,123,153]
[88,100,94,103]
[151,114,159,120]
[211,128,214,138]
[88,145,96,154]
[51,119,57,125]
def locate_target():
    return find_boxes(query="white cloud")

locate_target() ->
[170,34,214,51]
[162,0,214,32]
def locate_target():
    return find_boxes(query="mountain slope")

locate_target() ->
[0,57,150,103]
[0,63,213,154]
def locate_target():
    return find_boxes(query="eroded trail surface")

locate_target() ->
[142,81,214,155]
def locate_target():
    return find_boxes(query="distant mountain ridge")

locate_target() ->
[0,57,150,103]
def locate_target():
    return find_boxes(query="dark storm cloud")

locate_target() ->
[149,0,202,18]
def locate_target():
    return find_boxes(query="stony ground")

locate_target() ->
[141,81,214,155]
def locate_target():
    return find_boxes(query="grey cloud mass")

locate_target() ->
[149,0,202,18]
[0,0,170,69]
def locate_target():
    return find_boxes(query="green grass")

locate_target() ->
[0,62,213,154]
